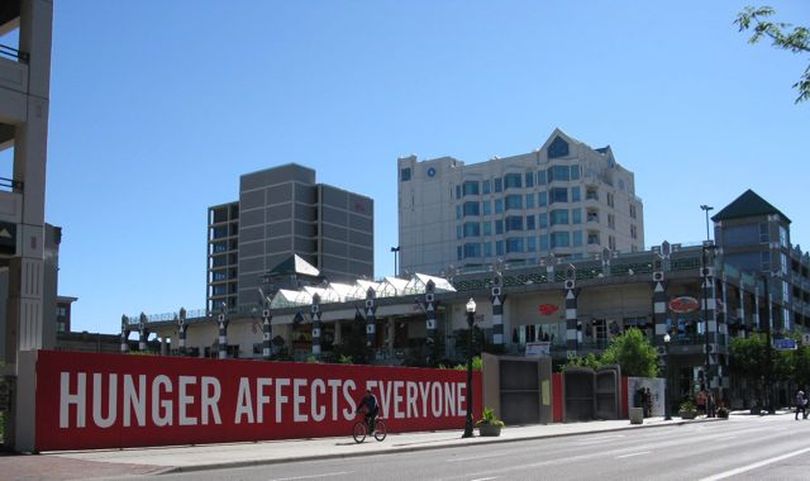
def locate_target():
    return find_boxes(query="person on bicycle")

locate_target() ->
[357,389,379,432]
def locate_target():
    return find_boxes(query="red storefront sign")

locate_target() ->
[35,351,481,451]
[538,304,559,316]
[668,296,699,313]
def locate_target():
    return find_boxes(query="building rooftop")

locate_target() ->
[713,189,791,223]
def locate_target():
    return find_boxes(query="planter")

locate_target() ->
[679,410,697,420]
[477,423,502,437]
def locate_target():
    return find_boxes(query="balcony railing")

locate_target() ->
[0,44,29,63]
[0,176,23,192]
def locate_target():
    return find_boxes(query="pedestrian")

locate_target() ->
[644,387,653,417]
[707,392,716,418]
[696,390,707,416]
[795,389,806,421]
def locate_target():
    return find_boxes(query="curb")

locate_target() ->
[160,417,723,475]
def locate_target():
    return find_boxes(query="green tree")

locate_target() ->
[735,6,810,103]
[730,333,769,404]
[600,328,660,377]
[563,352,604,371]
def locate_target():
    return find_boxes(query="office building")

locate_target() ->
[207,164,374,313]
[397,129,644,276]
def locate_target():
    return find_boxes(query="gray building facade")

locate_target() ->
[207,164,374,313]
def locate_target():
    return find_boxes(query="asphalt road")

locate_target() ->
[128,415,810,481]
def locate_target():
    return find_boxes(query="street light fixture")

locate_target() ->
[462,297,476,438]
[700,205,714,242]
[390,246,401,276]
[664,333,672,421]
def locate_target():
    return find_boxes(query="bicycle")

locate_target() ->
[352,416,387,443]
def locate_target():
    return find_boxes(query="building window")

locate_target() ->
[573,231,583,247]
[570,165,580,180]
[456,185,461,199]
[571,186,581,202]
[212,226,228,239]
[779,225,788,248]
[630,204,637,219]
[463,201,480,216]
[525,172,534,188]
[504,173,522,189]
[538,191,548,207]
[495,220,504,235]
[463,222,481,238]
[463,243,481,258]
[483,221,492,236]
[526,215,536,230]
[400,168,412,181]
[463,181,480,196]
[213,271,227,281]
[608,214,615,229]
[587,209,599,223]
[525,193,535,209]
[761,251,771,270]
[586,188,598,201]
[537,170,547,185]
[547,165,570,182]
[506,237,524,253]
[482,179,491,194]
[496,240,505,256]
[607,192,614,208]
[457,246,462,261]
[548,136,570,159]
[630,224,637,239]
[572,209,582,224]
[550,232,570,248]
[540,234,550,250]
[550,187,568,203]
[588,232,601,245]
[759,223,769,242]
[550,209,569,225]
[457,225,462,239]
[539,213,548,228]
[505,194,523,210]
[506,216,523,231]
[456,205,462,219]
[495,198,504,214]
[483,242,493,257]
[527,237,537,252]
[609,235,616,250]
[781,253,788,275]
[483,200,492,215]
[494,177,503,193]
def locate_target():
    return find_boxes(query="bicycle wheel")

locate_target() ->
[373,419,387,442]
[352,421,367,443]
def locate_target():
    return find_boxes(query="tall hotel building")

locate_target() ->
[207,164,374,313]
[397,129,644,275]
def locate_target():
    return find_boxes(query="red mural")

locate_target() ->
[35,351,481,451]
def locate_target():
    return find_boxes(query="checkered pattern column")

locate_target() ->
[138,313,149,352]
[702,267,719,390]
[365,287,377,347]
[311,294,322,357]
[120,315,130,353]
[217,310,229,360]
[424,280,436,333]
[565,280,578,353]
[491,275,505,346]
[262,307,272,360]
[652,271,667,343]
[178,308,188,356]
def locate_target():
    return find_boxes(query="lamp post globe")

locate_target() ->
[664,333,672,421]
[462,298,476,438]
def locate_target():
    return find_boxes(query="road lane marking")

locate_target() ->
[699,446,810,481]
[615,451,650,459]
[469,477,498,481]
[269,472,352,481]
[449,452,509,463]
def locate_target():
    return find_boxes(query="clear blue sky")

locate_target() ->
[21,1,810,333]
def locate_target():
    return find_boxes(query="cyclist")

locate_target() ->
[357,388,379,432]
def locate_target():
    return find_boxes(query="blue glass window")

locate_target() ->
[494,178,503,193]
[400,168,412,181]
[482,179,491,194]
[537,170,547,185]
[463,201,480,216]
[571,186,581,202]
[455,185,461,199]
[496,240,505,256]
[505,216,523,231]
[494,198,504,214]
[463,243,481,258]
[538,213,548,228]
[525,172,534,188]
[570,165,580,180]
[483,242,493,257]
[538,191,548,207]
[462,181,480,196]
[573,231,583,247]
[495,219,504,234]
[527,237,537,252]
[505,194,523,210]
[506,237,524,253]
[525,194,535,209]
[572,208,582,224]
[457,246,462,261]
[504,173,522,189]
[526,215,536,230]
[483,221,492,236]
[463,222,480,237]
[548,165,570,182]
[548,136,570,159]
[539,234,549,250]
[550,209,569,225]
[456,225,462,239]
[483,200,491,215]
[550,231,570,247]
[456,205,462,219]
[550,187,568,203]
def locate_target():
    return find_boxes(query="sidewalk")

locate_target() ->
[0,414,734,480]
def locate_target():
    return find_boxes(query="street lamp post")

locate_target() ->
[761,274,775,414]
[664,333,672,421]
[700,205,714,242]
[462,298,476,438]
[390,246,400,276]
